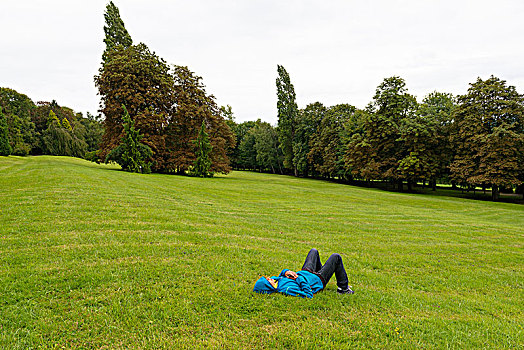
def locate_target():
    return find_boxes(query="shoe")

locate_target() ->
[337,286,354,295]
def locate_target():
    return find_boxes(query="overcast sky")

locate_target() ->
[1,0,523,124]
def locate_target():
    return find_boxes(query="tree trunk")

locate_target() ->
[492,184,499,201]
[397,179,403,192]
[432,179,437,191]
[407,179,413,192]
[294,166,298,177]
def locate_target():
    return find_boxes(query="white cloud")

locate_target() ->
[1,0,523,123]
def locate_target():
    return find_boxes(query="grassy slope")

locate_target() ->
[0,156,523,349]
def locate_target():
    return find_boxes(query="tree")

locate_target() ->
[61,117,72,132]
[450,76,524,200]
[252,122,282,174]
[78,112,104,152]
[191,120,213,177]
[106,105,152,173]
[163,65,234,174]
[43,110,73,156]
[276,65,298,175]
[294,102,326,176]
[238,124,258,171]
[227,119,256,169]
[102,1,133,65]
[0,88,36,155]
[415,92,456,189]
[95,43,174,168]
[220,105,238,165]
[0,107,11,156]
[346,77,418,190]
[309,104,356,179]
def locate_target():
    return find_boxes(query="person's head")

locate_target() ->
[253,276,278,294]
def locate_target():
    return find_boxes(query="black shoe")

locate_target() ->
[337,286,354,295]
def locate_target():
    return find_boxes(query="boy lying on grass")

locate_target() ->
[253,248,354,298]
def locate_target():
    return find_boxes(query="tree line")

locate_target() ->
[0,87,103,159]
[1,2,522,199]
[227,66,524,201]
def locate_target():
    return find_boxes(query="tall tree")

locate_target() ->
[309,104,356,179]
[415,92,456,189]
[164,65,234,174]
[253,122,282,174]
[450,76,524,200]
[102,1,133,65]
[276,65,298,175]
[294,102,326,176]
[227,119,256,169]
[43,110,73,156]
[346,77,418,190]
[0,107,11,156]
[95,43,174,168]
[0,88,36,155]
[238,127,258,171]
[191,120,213,177]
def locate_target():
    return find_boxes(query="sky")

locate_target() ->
[1,0,524,124]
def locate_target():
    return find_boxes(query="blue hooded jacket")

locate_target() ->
[253,269,323,298]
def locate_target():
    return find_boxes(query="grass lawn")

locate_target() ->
[1,156,523,349]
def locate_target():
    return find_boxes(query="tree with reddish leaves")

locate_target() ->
[95,43,174,170]
[162,66,234,174]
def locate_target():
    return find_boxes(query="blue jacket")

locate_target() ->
[280,269,324,294]
[253,269,324,299]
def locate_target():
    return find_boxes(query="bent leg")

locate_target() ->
[318,253,349,289]
[301,248,323,272]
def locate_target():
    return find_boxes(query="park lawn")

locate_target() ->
[0,156,523,349]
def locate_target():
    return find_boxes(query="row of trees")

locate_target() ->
[96,2,234,176]
[227,67,523,200]
[0,87,103,158]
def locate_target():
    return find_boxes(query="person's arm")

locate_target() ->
[279,269,298,279]
[279,269,289,278]
[295,276,313,298]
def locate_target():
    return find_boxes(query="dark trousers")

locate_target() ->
[301,248,349,289]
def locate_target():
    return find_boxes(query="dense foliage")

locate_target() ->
[0,88,103,158]
[106,105,152,173]
[191,120,213,177]
[102,1,133,65]
[95,2,234,176]
[276,65,298,175]
[0,107,11,156]
[449,76,524,200]
[227,70,523,200]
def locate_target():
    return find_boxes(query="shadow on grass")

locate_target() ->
[85,161,524,204]
[357,180,524,205]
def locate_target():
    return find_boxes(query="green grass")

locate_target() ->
[1,156,523,349]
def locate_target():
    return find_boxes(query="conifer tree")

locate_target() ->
[62,117,72,132]
[102,1,133,65]
[0,107,11,156]
[276,65,298,175]
[191,120,213,177]
[106,105,152,173]
[48,110,60,126]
